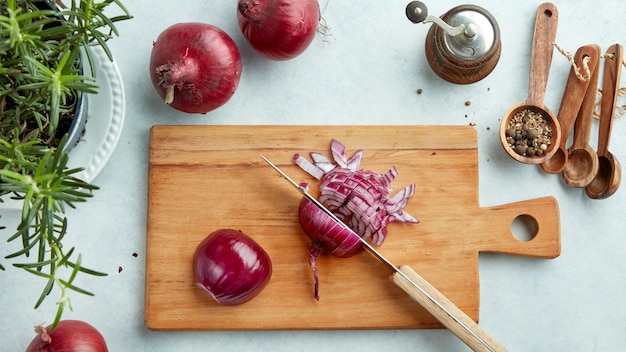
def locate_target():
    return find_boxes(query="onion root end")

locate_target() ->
[164,85,175,105]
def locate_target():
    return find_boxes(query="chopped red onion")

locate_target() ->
[295,139,419,299]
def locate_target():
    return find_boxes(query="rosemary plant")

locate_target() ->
[1,0,131,328]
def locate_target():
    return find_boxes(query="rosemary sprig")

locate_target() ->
[1,134,103,329]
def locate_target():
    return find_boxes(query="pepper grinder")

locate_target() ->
[406,1,501,84]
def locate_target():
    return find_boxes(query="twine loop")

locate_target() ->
[553,42,626,118]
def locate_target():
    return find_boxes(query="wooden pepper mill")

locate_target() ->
[406,1,501,84]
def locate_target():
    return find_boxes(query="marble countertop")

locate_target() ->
[2,0,625,350]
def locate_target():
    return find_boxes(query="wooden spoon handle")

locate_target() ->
[597,44,624,155]
[391,265,508,352]
[570,45,600,149]
[554,45,599,150]
[527,3,559,105]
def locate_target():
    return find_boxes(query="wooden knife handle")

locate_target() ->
[391,265,507,352]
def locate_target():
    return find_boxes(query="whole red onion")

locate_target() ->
[149,22,242,114]
[193,229,272,305]
[237,0,320,60]
[25,320,108,352]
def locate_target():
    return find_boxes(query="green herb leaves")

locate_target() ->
[1,135,101,329]
[1,0,131,329]
[1,0,132,144]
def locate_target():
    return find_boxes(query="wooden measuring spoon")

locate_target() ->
[562,45,600,187]
[586,43,623,199]
[541,45,599,174]
[500,2,561,164]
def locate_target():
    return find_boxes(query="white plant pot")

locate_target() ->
[0,46,125,210]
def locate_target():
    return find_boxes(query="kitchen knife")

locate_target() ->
[260,154,507,352]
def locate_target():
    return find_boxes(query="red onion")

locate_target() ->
[26,320,108,352]
[295,140,419,300]
[149,22,242,114]
[193,229,272,306]
[237,0,320,60]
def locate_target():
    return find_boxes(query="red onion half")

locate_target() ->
[237,0,321,60]
[295,140,419,300]
[26,320,108,352]
[298,196,363,300]
[149,22,242,114]
[193,229,272,306]
[299,196,363,258]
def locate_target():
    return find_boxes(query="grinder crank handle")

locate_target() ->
[405,1,470,37]
[391,265,508,352]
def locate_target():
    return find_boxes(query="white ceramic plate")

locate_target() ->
[0,46,125,210]
[67,45,126,182]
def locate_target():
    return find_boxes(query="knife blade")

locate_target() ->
[260,154,507,352]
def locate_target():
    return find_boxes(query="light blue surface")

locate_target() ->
[2,0,626,350]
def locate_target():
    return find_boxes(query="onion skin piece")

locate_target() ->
[193,229,272,306]
[25,320,108,352]
[237,0,320,60]
[149,22,242,114]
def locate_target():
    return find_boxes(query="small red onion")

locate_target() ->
[149,22,242,114]
[237,0,320,60]
[193,229,272,306]
[25,320,108,352]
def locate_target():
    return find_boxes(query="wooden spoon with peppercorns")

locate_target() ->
[500,3,561,164]
[540,44,600,174]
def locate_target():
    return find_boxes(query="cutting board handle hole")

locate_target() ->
[511,215,538,242]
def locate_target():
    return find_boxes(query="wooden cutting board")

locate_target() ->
[145,125,560,330]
